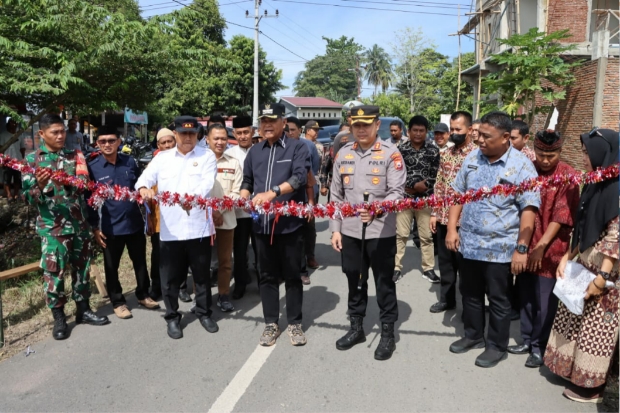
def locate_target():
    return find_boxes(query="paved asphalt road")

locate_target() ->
[0,217,596,412]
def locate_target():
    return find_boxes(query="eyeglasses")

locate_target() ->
[97,139,117,146]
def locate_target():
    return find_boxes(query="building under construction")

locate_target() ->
[458,0,618,168]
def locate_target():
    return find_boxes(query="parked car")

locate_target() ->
[317,125,341,148]
[377,117,408,141]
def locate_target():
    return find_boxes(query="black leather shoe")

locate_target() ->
[75,302,110,326]
[200,316,219,333]
[232,284,246,300]
[374,323,396,360]
[51,308,69,340]
[449,337,485,354]
[336,316,366,350]
[507,343,531,355]
[178,290,192,303]
[475,348,508,368]
[422,270,440,283]
[167,319,183,339]
[392,270,403,283]
[429,301,456,313]
[525,352,543,368]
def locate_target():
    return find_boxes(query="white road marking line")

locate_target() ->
[207,345,276,413]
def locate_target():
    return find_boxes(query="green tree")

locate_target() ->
[483,28,577,126]
[391,27,436,115]
[363,44,392,96]
[220,35,284,113]
[362,93,412,124]
[0,0,217,150]
[293,36,364,100]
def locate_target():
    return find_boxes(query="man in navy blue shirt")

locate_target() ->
[241,103,310,347]
[86,125,159,319]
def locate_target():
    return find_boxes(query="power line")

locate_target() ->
[260,18,323,55]
[152,0,309,62]
[261,0,326,47]
[385,0,469,5]
[271,0,459,16]
[340,0,466,9]
[141,0,251,10]
[260,30,309,61]
[168,0,255,29]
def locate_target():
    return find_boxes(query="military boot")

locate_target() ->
[75,301,110,326]
[374,323,396,361]
[336,316,365,350]
[51,307,69,340]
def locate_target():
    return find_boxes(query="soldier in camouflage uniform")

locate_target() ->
[22,114,109,341]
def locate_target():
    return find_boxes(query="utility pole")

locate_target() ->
[246,1,278,127]
[347,55,365,100]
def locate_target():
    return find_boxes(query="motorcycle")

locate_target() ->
[121,136,153,172]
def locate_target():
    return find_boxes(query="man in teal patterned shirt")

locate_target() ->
[445,111,539,368]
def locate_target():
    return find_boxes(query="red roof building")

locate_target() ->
[279,97,343,126]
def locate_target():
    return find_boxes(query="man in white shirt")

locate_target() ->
[136,116,219,339]
[225,115,256,299]
[0,118,25,200]
[64,118,83,151]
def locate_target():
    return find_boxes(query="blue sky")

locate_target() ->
[139,0,475,98]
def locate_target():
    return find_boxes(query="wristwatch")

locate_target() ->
[598,270,611,280]
[516,244,528,254]
[271,185,281,197]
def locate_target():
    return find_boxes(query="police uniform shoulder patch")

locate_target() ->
[394,159,403,171]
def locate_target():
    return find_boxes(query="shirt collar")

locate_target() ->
[261,134,287,149]
[479,145,512,165]
[175,145,198,157]
[452,141,476,156]
[38,144,70,156]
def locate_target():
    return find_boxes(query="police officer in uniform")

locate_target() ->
[330,105,406,360]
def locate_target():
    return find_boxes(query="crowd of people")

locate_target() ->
[6,102,618,404]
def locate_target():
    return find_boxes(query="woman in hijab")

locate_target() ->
[544,128,619,403]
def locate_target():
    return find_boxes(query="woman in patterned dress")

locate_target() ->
[544,128,619,403]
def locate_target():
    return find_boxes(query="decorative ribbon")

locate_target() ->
[4,154,618,220]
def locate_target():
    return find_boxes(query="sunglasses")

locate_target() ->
[589,127,603,138]
[97,139,118,145]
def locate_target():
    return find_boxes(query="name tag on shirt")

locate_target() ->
[467,165,478,170]
[276,159,291,163]
[218,168,235,174]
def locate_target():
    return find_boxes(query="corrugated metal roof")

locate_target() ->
[279,97,343,108]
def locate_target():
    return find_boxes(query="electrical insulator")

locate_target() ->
[276,9,279,15]
[245,10,249,16]
[264,9,268,15]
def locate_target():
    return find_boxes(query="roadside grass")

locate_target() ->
[0,241,149,362]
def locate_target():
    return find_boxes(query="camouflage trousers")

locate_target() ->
[39,232,93,309]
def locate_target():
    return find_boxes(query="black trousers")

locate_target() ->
[255,228,304,324]
[150,233,162,298]
[437,224,461,306]
[233,217,253,286]
[341,234,398,323]
[304,216,317,260]
[460,258,512,352]
[518,272,558,355]
[102,231,150,308]
[160,238,212,321]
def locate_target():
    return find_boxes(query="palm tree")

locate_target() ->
[363,44,393,96]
